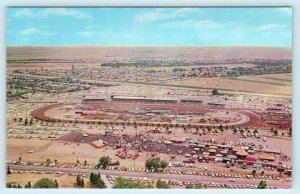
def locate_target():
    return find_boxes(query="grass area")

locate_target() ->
[6,173,92,188]
[262,77,292,82]
[94,78,240,92]
[224,78,291,86]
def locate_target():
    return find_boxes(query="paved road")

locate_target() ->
[9,165,291,189]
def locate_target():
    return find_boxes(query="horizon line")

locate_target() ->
[6,44,292,48]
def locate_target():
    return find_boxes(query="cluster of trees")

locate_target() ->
[24,182,32,188]
[33,178,59,188]
[185,184,203,189]
[228,64,291,77]
[145,157,168,172]
[156,179,170,189]
[13,117,34,125]
[233,128,257,134]
[89,172,106,188]
[24,118,34,125]
[6,183,23,188]
[76,176,85,188]
[113,177,153,188]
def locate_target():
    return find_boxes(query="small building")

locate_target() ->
[90,140,107,148]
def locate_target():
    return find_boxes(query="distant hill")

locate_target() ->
[7,46,292,64]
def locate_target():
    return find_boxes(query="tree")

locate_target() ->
[233,128,237,133]
[145,157,160,172]
[90,172,95,183]
[240,128,244,134]
[274,130,278,136]
[212,89,219,95]
[257,180,267,189]
[95,178,106,188]
[25,181,32,188]
[253,129,258,134]
[160,160,169,169]
[156,179,170,189]
[29,118,33,125]
[54,159,58,165]
[207,127,212,132]
[186,184,194,189]
[54,180,59,188]
[77,176,81,186]
[7,166,11,175]
[252,170,256,175]
[24,118,28,125]
[81,178,84,188]
[99,156,111,169]
[33,178,57,188]
[289,127,292,137]
[84,160,87,166]
[46,158,51,165]
[185,183,203,189]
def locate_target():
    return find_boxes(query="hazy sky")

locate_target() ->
[7,7,292,46]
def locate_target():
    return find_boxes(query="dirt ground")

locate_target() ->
[168,74,291,96]
[6,173,92,188]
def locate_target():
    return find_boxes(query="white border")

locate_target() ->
[0,0,299,194]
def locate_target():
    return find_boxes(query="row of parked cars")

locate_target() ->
[106,175,155,186]
[8,161,289,183]
[11,169,91,178]
[161,169,281,181]
[105,174,278,189]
